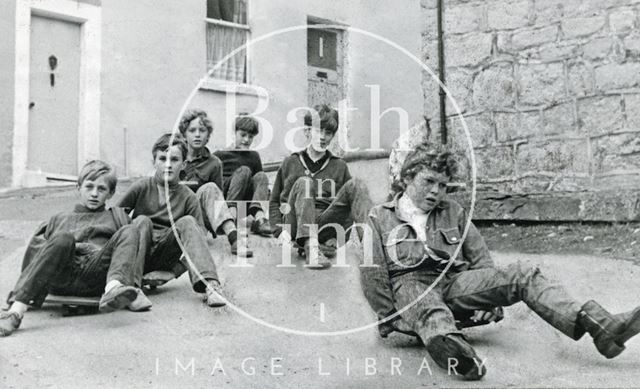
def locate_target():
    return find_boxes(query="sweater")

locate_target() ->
[269,150,351,236]
[213,149,263,181]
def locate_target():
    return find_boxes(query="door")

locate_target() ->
[28,15,81,176]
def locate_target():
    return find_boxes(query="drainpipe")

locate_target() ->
[437,0,447,144]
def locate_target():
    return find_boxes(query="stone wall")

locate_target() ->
[421,0,640,196]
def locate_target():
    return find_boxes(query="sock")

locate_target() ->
[227,230,238,245]
[105,279,123,293]
[8,301,28,318]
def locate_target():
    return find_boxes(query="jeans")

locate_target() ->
[223,166,270,216]
[12,225,142,303]
[285,176,373,245]
[136,215,219,293]
[196,183,235,237]
[392,262,583,343]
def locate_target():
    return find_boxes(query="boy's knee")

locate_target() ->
[233,166,252,180]
[175,215,199,231]
[118,224,140,240]
[252,171,268,184]
[197,182,224,198]
[346,177,367,191]
[504,262,540,284]
[133,215,153,230]
[49,232,75,247]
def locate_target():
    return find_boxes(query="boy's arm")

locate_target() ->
[269,166,285,237]
[254,152,263,172]
[457,207,494,269]
[116,180,141,213]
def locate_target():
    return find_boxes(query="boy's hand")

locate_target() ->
[470,307,503,323]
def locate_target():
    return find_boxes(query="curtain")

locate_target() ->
[206,23,248,83]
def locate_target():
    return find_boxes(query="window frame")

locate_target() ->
[203,0,252,88]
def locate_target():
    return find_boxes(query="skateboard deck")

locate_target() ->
[45,294,100,316]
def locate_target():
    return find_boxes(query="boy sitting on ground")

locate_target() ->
[1,160,151,337]
[214,113,272,237]
[117,133,226,307]
[269,104,373,269]
[178,109,252,257]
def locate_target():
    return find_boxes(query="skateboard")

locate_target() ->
[44,294,100,316]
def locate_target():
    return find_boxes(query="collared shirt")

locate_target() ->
[397,194,429,242]
[180,147,223,192]
[300,149,330,174]
[359,193,494,322]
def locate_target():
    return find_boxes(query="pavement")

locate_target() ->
[1,160,640,388]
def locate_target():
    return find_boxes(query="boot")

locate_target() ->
[426,333,486,381]
[577,300,640,359]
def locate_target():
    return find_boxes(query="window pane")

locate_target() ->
[207,0,247,24]
[206,23,248,83]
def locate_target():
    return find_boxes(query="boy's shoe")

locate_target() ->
[204,282,227,307]
[127,289,153,312]
[319,238,337,258]
[0,311,22,337]
[142,271,175,288]
[231,239,253,257]
[251,218,273,237]
[578,300,640,358]
[304,248,332,270]
[426,333,486,381]
[99,285,138,313]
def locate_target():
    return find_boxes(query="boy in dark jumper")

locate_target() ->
[178,110,252,257]
[117,133,226,307]
[269,104,373,269]
[0,160,151,337]
[214,113,272,237]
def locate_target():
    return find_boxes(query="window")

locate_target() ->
[206,0,249,83]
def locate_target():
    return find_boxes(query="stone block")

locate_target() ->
[473,63,515,109]
[518,62,566,106]
[537,43,580,61]
[448,113,496,148]
[534,0,603,22]
[625,94,640,130]
[593,133,640,172]
[445,3,483,35]
[583,37,614,60]
[421,0,438,9]
[422,73,441,119]
[422,8,439,41]
[495,110,543,141]
[516,139,590,174]
[623,34,640,55]
[542,103,579,136]
[567,62,594,97]
[475,146,515,178]
[444,33,493,67]
[421,39,439,74]
[610,9,636,34]
[511,26,558,50]
[444,68,474,114]
[578,95,624,135]
[487,0,530,30]
[593,174,640,191]
[561,16,606,38]
[595,63,640,91]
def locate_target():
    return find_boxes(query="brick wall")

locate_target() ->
[422,0,640,194]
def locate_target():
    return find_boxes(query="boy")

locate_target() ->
[117,133,226,307]
[0,160,151,337]
[269,104,373,269]
[214,113,272,237]
[178,110,252,257]
[360,144,640,380]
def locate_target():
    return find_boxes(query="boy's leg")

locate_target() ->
[285,176,318,245]
[249,171,272,236]
[442,262,583,339]
[226,166,253,205]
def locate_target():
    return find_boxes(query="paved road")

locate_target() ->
[1,164,639,388]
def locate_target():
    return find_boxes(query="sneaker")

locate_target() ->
[142,271,175,288]
[99,285,138,313]
[0,311,22,337]
[426,334,486,380]
[127,289,153,312]
[231,238,253,257]
[250,218,273,237]
[204,282,227,307]
[304,247,332,270]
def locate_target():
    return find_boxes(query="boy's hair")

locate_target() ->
[304,104,339,134]
[78,160,117,193]
[234,113,260,136]
[395,143,459,193]
[178,109,213,136]
[152,133,188,161]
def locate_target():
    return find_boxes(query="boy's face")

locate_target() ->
[306,126,335,153]
[78,175,114,210]
[234,129,255,149]
[184,118,210,151]
[153,145,185,184]
[403,168,450,212]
